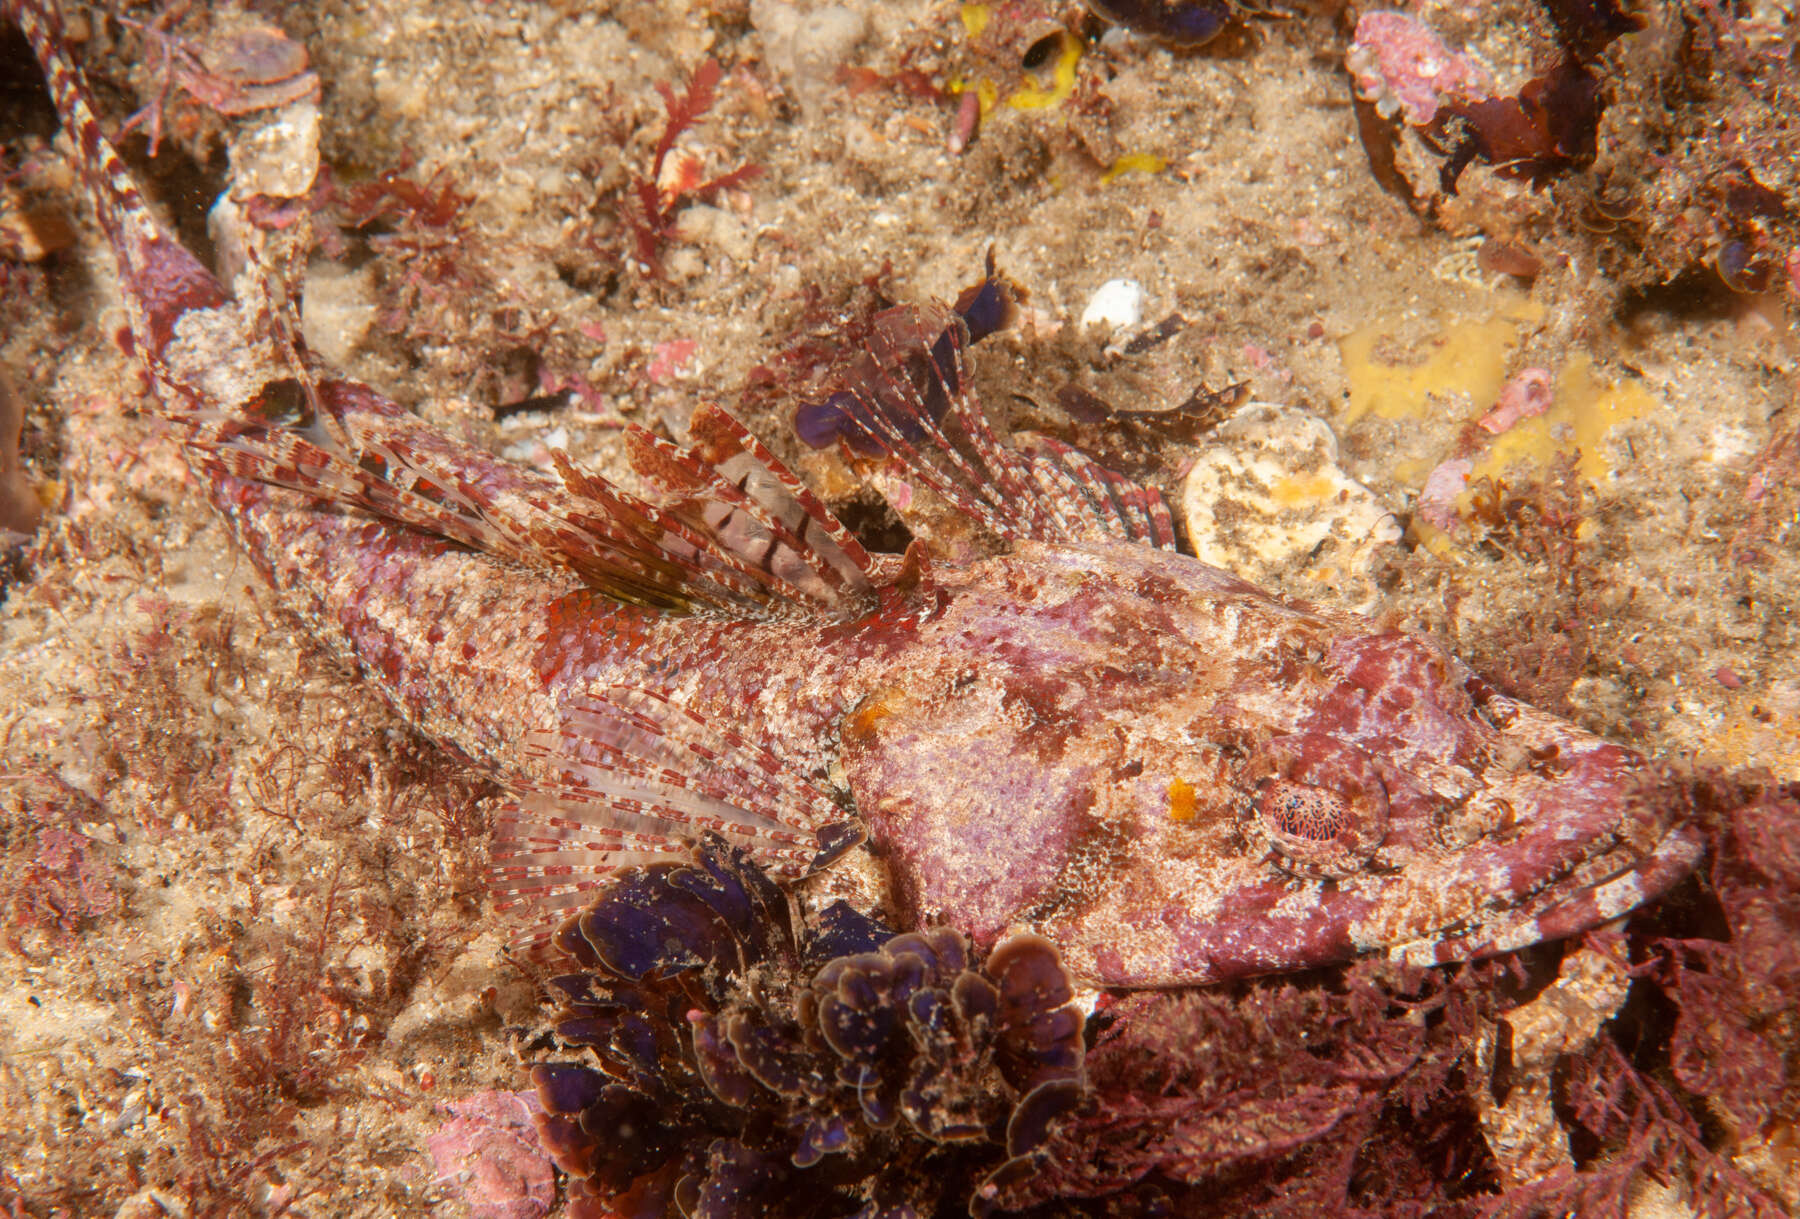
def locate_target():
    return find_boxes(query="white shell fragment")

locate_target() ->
[226,101,322,202]
[1079,278,1146,331]
[1180,404,1401,611]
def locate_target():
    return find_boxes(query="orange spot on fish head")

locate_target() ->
[1166,776,1197,823]
[846,691,898,743]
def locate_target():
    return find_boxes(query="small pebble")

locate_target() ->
[796,6,866,76]
[1080,278,1145,331]
[227,101,321,201]
[752,0,867,92]
[665,245,706,282]
[300,262,379,369]
[674,202,754,262]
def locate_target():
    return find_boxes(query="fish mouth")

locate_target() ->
[1386,812,1705,969]
[1362,677,1707,971]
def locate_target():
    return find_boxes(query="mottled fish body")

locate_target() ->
[6,0,1699,987]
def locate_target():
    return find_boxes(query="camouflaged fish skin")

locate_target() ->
[6,0,1700,990]
[833,542,1696,984]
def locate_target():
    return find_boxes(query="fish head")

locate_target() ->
[841,540,1696,987]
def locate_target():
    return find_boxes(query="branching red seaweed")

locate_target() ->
[610,58,761,278]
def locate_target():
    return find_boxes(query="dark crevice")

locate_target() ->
[0,21,58,143]
[832,492,914,556]
[1615,269,1741,327]
[116,133,229,275]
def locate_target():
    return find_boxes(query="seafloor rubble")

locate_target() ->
[0,0,1796,1215]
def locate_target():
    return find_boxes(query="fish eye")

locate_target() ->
[1257,780,1353,842]
[1240,735,1389,880]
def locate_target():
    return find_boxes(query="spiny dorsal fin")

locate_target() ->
[826,308,1179,551]
[490,686,863,949]
[625,403,874,608]
[687,403,876,586]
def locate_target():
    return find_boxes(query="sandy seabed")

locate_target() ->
[0,0,1795,1214]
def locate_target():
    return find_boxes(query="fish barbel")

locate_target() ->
[6,0,1700,986]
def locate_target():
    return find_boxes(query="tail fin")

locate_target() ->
[10,0,881,617]
[5,0,232,362]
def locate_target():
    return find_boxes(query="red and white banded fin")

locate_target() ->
[197,379,819,615]
[185,387,515,556]
[835,308,1178,551]
[687,403,874,580]
[4,0,232,362]
[625,403,876,608]
[8,0,878,619]
[1014,432,1179,549]
[550,419,876,614]
[193,395,874,616]
[490,686,862,948]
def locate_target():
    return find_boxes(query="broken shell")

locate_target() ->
[0,367,42,538]
[1180,403,1400,611]
[1079,278,1145,331]
[177,21,321,118]
[201,24,311,87]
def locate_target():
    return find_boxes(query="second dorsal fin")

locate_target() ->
[819,307,1179,551]
[190,388,883,617]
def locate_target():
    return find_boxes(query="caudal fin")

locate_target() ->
[4,0,233,364]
